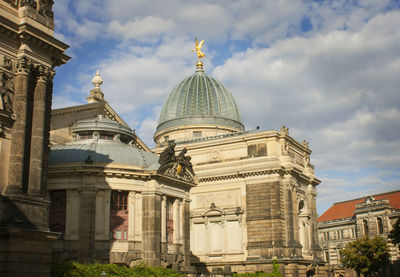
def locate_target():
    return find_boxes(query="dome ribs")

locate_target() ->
[155,70,244,134]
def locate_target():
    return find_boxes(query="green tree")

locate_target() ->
[340,236,390,277]
[388,218,400,249]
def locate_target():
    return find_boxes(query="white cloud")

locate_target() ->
[52,1,400,215]
[108,16,176,42]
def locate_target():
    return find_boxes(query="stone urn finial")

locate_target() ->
[87,70,105,103]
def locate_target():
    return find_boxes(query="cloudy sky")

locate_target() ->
[52,0,400,215]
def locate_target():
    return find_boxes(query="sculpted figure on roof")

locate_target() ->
[191,38,205,60]
[158,142,177,166]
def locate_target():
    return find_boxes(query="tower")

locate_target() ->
[0,1,69,276]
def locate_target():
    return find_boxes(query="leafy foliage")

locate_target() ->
[233,260,284,277]
[52,262,183,277]
[388,218,400,249]
[340,236,390,276]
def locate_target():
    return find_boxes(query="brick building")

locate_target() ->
[318,190,400,277]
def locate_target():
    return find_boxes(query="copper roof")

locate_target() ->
[318,190,400,223]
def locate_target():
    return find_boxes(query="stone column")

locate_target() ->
[6,57,32,194]
[173,198,180,243]
[142,191,162,266]
[182,199,191,271]
[134,193,142,241]
[28,65,50,195]
[161,195,166,243]
[178,199,182,243]
[309,187,322,259]
[79,175,97,262]
[128,191,136,240]
[284,176,302,258]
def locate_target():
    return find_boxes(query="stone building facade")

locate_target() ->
[48,74,197,271]
[153,61,326,276]
[0,1,69,276]
[318,191,400,277]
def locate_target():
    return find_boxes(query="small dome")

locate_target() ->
[156,68,244,135]
[72,115,134,141]
[49,115,159,169]
[49,140,158,169]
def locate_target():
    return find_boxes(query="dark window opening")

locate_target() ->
[110,191,129,240]
[363,219,369,235]
[100,132,114,140]
[111,191,128,211]
[247,143,267,157]
[79,132,92,139]
[49,190,66,237]
[377,217,384,234]
[193,131,202,138]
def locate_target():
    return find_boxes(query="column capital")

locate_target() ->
[16,56,33,74]
[35,64,54,82]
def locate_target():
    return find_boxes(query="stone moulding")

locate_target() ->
[199,167,320,186]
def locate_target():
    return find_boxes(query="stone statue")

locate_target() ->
[0,72,13,113]
[176,148,194,174]
[158,142,177,165]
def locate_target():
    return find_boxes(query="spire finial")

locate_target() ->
[87,70,105,103]
[92,70,103,88]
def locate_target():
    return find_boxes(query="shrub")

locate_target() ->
[52,262,183,277]
[233,260,284,277]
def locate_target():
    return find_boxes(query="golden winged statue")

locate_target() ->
[191,38,205,60]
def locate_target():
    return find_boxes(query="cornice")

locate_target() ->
[48,163,197,189]
[199,166,320,185]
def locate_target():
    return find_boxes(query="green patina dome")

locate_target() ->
[49,115,159,169]
[156,66,244,133]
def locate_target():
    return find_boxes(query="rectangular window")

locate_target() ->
[111,191,128,211]
[193,131,202,138]
[247,143,267,157]
[115,230,122,240]
[110,191,129,240]
[49,190,67,236]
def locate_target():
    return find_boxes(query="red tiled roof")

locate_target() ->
[318,190,400,223]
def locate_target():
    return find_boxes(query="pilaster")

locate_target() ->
[128,191,136,241]
[28,65,53,195]
[6,56,33,194]
[182,199,191,271]
[142,191,162,266]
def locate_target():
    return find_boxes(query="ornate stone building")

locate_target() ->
[318,191,400,277]
[153,60,326,276]
[0,1,69,276]
[48,73,197,271]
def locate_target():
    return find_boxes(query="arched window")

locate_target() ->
[377,217,384,234]
[298,200,304,213]
[363,219,369,235]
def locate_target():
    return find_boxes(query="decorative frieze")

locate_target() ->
[2,56,12,71]
[20,0,37,9]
